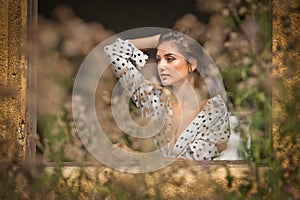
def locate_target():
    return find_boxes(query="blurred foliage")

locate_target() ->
[1,0,300,199]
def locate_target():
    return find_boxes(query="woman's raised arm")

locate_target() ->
[129,34,160,51]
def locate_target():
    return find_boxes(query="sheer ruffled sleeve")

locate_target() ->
[104,38,172,152]
[104,38,148,94]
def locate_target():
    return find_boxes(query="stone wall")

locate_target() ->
[0,0,27,160]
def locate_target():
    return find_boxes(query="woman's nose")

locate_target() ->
[158,62,167,70]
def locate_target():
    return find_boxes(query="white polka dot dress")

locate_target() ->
[169,95,230,160]
[104,38,230,160]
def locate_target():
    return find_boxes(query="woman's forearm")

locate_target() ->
[129,34,160,50]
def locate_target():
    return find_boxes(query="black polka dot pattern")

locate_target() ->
[169,95,230,160]
[104,38,230,160]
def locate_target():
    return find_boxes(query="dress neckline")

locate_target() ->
[170,95,223,153]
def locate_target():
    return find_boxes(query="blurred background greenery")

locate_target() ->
[36,0,273,163]
[1,0,299,199]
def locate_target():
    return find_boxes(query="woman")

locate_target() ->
[104,30,230,160]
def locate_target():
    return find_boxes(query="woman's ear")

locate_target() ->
[189,59,197,72]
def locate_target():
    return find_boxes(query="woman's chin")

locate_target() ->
[161,81,171,86]
[162,83,171,87]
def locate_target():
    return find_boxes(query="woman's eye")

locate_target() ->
[167,57,175,62]
[155,58,161,63]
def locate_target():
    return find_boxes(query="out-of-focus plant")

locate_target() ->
[177,0,299,199]
[199,0,298,199]
[187,0,273,163]
[37,5,114,162]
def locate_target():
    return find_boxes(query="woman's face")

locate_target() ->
[156,41,190,87]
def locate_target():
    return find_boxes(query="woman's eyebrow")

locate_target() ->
[156,52,175,56]
[156,52,182,58]
[164,53,176,56]
[156,53,176,57]
[165,53,186,60]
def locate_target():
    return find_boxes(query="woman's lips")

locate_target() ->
[160,73,169,79]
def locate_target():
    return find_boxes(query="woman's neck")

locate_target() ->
[169,80,205,150]
[172,80,199,108]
